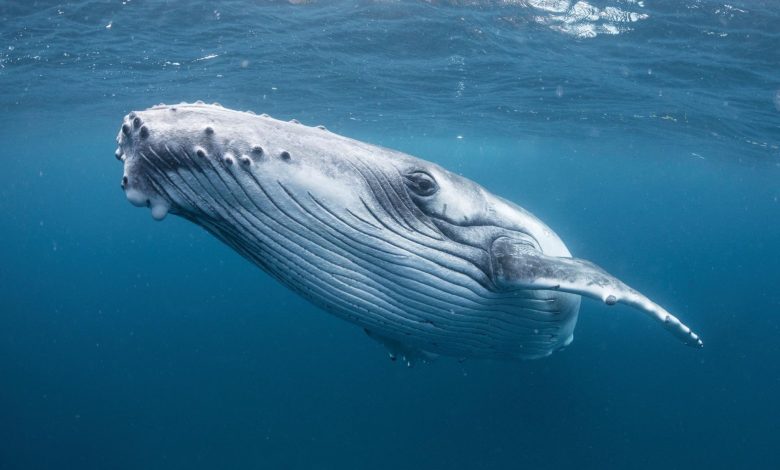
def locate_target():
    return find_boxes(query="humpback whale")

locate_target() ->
[115,102,702,362]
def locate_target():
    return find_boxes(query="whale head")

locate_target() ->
[116,102,570,257]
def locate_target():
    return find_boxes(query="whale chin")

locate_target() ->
[121,187,169,220]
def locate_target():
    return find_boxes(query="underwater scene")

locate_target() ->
[1,1,778,468]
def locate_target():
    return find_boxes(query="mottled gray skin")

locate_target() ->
[116,102,702,362]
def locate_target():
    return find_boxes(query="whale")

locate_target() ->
[115,102,702,362]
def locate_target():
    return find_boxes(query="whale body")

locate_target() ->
[116,102,702,362]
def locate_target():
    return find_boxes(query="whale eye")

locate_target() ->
[404,171,438,197]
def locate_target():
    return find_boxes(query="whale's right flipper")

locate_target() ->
[490,236,703,348]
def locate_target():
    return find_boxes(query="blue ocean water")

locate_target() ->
[1,1,778,468]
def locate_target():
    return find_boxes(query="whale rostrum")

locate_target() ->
[116,102,702,362]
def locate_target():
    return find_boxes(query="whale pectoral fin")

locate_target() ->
[491,236,703,348]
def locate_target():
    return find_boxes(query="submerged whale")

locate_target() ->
[115,102,702,362]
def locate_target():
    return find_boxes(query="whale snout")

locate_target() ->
[115,110,173,220]
[115,102,280,223]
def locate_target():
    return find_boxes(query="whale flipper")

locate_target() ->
[490,236,703,348]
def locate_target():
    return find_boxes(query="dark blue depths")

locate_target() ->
[1,1,778,469]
